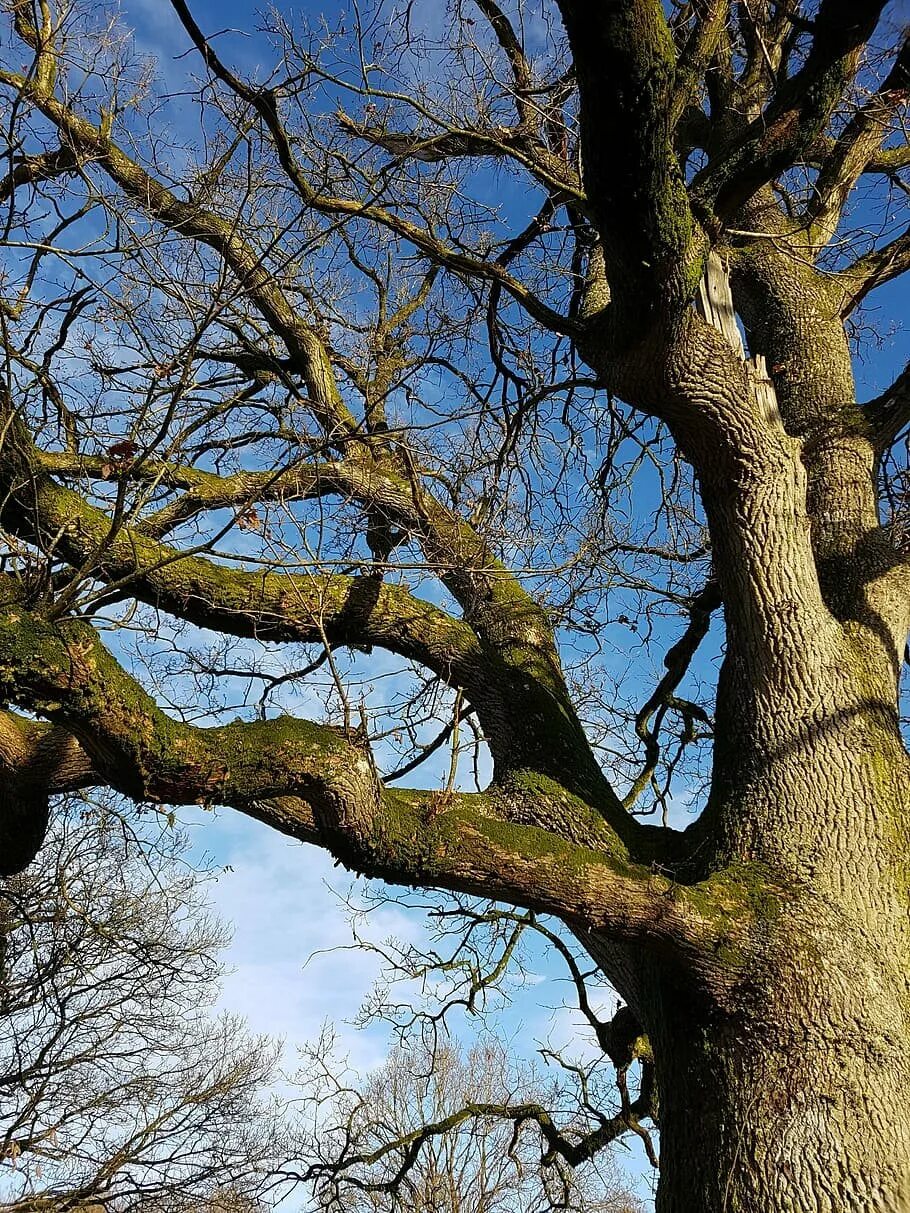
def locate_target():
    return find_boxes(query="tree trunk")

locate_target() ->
[589,635,910,1212]
[652,903,910,1213]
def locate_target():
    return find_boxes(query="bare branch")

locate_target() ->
[865,361,910,450]
[164,0,581,337]
[806,33,910,248]
[693,0,890,220]
[837,222,910,312]
[0,145,77,204]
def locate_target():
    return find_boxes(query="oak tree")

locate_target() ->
[0,1,908,1208]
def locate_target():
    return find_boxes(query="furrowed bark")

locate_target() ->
[3,5,910,1209]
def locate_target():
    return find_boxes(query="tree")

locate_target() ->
[0,0,907,1207]
[0,802,280,1211]
[293,1033,644,1213]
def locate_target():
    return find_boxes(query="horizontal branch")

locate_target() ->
[36,449,366,540]
[23,439,570,706]
[0,145,76,203]
[5,467,484,688]
[0,578,756,970]
[336,113,584,206]
[36,427,556,640]
[305,1093,650,1197]
[0,575,383,834]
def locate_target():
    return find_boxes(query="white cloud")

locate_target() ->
[189,810,417,1068]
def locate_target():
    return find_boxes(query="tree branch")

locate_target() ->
[556,0,704,314]
[0,69,358,444]
[670,0,729,126]
[837,222,910,313]
[806,33,910,249]
[0,326,643,834]
[623,579,719,811]
[864,361,910,450]
[35,445,444,543]
[0,709,94,874]
[3,465,485,690]
[304,1094,648,1196]
[693,0,889,220]
[160,1,581,338]
[335,111,584,206]
[0,145,77,203]
[0,575,754,973]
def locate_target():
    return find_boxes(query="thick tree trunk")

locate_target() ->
[591,645,910,1212]
[652,904,910,1213]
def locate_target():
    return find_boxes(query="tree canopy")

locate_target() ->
[0,802,279,1211]
[0,1,908,1209]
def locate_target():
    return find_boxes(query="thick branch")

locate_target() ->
[0,369,631,848]
[556,0,704,314]
[0,710,94,874]
[0,145,77,203]
[35,449,396,541]
[670,0,729,126]
[3,467,484,689]
[0,580,752,971]
[805,137,910,175]
[473,0,533,104]
[3,410,628,822]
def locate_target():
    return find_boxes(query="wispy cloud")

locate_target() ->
[191,810,416,1068]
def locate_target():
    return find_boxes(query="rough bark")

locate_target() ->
[0,2,908,1208]
[638,682,910,1211]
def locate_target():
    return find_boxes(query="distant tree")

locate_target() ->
[294,1034,645,1213]
[0,803,280,1212]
